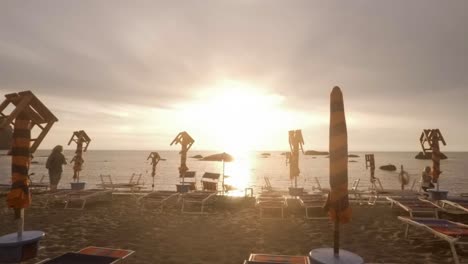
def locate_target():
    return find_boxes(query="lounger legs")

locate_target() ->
[450,242,460,264]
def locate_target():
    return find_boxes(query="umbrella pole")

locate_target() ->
[334,208,340,256]
[222,161,225,194]
[15,208,24,238]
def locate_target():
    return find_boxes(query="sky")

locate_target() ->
[0,1,467,152]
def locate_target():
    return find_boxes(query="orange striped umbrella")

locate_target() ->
[325,86,351,256]
[6,111,31,218]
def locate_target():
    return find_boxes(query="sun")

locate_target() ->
[191,80,286,155]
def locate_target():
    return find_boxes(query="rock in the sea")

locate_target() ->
[261,153,271,156]
[348,154,360,158]
[191,155,203,159]
[380,164,397,171]
[415,151,447,160]
[305,150,329,156]
[349,160,358,163]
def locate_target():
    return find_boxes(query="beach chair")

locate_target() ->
[312,177,330,193]
[180,190,217,214]
[35,246,135,264]
[201,172,221,192]
[256,192,287,218]
[439,198,468,214]
[29,174,49,192]
[398,216,468,264]
[386,196,439,218]
[43,189,78,208]
[98,174,143,193]
[262,177,273,191]
[244,253,311,264]
[138,190,179,212]
[299,193,327,219]
[348,179,365,204]
[65,189,113,210]
[177,171,197,191]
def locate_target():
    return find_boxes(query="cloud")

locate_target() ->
[0,0,466,150]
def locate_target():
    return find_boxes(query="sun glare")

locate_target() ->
[189,80,287,155]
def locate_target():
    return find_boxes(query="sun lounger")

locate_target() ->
[180,190,217,214]
[43,189,112,210]
[201,172,221,192]
[244,253,311,264]
[98,174,144,193]
[299,193,327,219]
[262,177,273,192]
[398,217,468,264]
[439,198,468,213]
[312,177,330,193]
[35,246,134,264]
[138,191,179,212]
[29,174,49,192]
[387,196,439,218]
[256,192,287,218]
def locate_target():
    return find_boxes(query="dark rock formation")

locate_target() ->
[305,150,329,156]
[380,164,397,171]
[415,152,447,160]
[348,154,360,158]
[191,155,203,159]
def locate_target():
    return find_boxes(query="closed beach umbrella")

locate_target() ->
[7,112,32,224]
[202,152,234,192]
[325,86,352,255]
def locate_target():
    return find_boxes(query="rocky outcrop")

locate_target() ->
[305,150,329,156]
[415,152,447,160]
[348,154,360,158]
[191,155,203,159]
[380,164,397,171]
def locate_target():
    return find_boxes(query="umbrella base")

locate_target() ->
[427,190,448,200]
[0,231,45,263]
[309,248,363,264]
[71,182,86,190]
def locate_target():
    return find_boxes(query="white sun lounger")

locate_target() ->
[43,189,112,210]
[65,189,113,210]
[387,196,439,218]
[439,198,468,214]
[180,190,217,214]
[398,217,468,264]
[299,193,327,219]
[98,174,144,193]
[139,191,179,212]
[256,192,287,218]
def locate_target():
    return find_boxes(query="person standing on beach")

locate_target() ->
[46,145,67,191]
[421,166,434,192]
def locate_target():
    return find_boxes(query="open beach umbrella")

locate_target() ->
[324,86,352,255]
[202,152,234,192]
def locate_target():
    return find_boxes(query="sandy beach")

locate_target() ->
[0,194,466,264]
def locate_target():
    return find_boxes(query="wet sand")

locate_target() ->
[1,194,467,264]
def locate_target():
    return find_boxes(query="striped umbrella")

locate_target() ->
[6,111,31,234]
[325,86,351,256]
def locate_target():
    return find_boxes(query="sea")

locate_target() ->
[1,150,467,196]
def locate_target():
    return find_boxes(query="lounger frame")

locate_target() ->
[139,191,179,212]
[398,216,468,264]
[299,194,327,219]
[256,192,287,218]
[180,191,217,214]
[386,196,439,218]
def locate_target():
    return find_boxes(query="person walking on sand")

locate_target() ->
[46,145,67,191]
[421,166,434,192]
